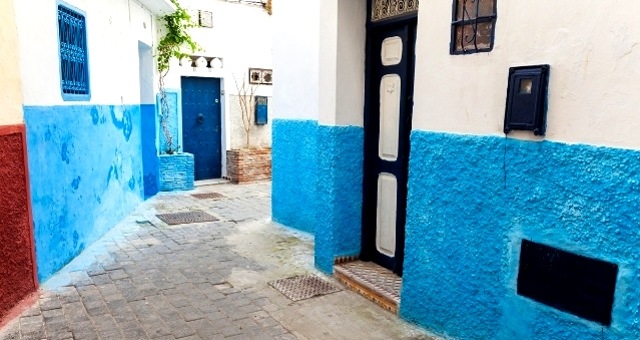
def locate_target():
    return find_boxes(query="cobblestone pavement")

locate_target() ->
[1,182,431,340]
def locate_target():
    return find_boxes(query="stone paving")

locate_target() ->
[0,182,431,340]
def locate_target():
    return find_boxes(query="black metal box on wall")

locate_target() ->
[504,65,550,135]
[255,96,268,125]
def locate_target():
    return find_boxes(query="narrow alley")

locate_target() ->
[0,182,430,340]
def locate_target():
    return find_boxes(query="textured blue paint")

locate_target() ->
[314,124,363,274]
[400,131,640,339]
[156,91,180,154]
[25,105,144,282]
[141,104,159,198]
[272,120,319,234]
[271,119,363,273]
[158,153,194,191]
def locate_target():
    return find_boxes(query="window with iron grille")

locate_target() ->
[57,3,90,100]
[451,0,497,54]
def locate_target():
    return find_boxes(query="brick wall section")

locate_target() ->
[226,148,272,183]
[158,153,195,191]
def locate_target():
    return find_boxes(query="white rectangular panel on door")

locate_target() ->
[376,172,397,257]
[378,74,401,162]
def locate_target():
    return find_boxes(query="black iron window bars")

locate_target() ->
[451,0,497,54]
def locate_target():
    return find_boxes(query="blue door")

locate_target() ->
[181,77,222,180]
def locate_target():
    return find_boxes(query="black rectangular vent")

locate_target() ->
[517,240,618,325]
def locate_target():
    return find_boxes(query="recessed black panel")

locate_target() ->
[517,240,618,326]
[504,65,550,135]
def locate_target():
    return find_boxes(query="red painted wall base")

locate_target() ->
[0,124,38,325]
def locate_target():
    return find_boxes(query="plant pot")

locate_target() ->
[226,148,272,183]
[158,153,195,191]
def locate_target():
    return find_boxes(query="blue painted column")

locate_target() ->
[313,124,364,273]
[141,104,158,198]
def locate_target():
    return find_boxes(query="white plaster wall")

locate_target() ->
[272,0,320,121]
[14,0,157,106]
[0,0,24,124]
[335,0,366,127]
[228,95,272,149]
[318,0,338,125]
[413,1,640,149]
[318,0,366,127]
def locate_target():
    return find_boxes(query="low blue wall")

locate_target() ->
[400,131,640,339]
[25,105,144,281]
[141,104,158,198]
[272,119,319,234]
[158,153,194,191]
[271,119,364,273]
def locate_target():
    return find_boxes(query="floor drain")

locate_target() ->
[191,192,226,200]
[156,211,218,225]
[268,275,341,301]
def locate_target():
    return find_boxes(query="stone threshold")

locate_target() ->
[334,260,401,314]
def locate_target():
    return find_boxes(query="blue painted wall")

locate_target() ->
[400,130,640,339]
[157,91,180,154]
[24,105,144,281]
[141,104,158,198]
[272,119,319,234]
[271,119,363,273]
[314,124,363,273]
[158,153,194,191]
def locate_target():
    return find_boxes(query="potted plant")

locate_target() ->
[226,76,272,183]
[156,0,200,191]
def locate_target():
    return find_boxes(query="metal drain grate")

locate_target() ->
[268,275,341,301]
[156,211,218,225]
[191,192,226,200]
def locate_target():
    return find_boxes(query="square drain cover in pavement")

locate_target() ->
[156,211,218,225]
[268,275,341,301]
[191,192,226,200]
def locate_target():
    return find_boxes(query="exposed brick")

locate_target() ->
[226,148,272,183]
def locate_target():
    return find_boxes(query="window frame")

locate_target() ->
[450,0,497,55]
[57,1,91,101]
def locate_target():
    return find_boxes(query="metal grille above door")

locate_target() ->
[371,0,419,22]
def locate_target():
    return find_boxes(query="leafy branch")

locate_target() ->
[156,0,200,154]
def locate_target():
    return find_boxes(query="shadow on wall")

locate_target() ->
[25,105,144,281]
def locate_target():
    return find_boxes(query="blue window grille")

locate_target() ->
[58,4,90,100]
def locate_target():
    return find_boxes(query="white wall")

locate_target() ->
[162,0,273,94]
[272,0,320,121]
[14,0,157,106]
[413,1,640,149]
[318,0,366,127]
[335,0,366,127]
[0,0,24,125]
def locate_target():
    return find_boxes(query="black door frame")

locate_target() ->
[361,4,417,276]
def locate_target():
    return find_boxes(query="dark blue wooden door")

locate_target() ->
[362,19,417,276]
[181,77,222,180]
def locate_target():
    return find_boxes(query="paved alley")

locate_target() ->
[0,182,430,340]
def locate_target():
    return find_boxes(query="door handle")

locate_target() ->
[197,113,204,123]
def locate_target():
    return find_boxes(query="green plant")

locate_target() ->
[156,0,199,154]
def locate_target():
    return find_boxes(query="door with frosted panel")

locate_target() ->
[362,17,417,276]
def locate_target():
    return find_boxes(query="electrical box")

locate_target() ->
[504,65,550,136]
[255,96,268,125]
